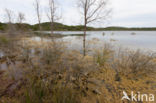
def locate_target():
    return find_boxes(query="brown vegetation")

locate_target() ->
[0,35,156,103]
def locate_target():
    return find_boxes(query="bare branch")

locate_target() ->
[34,0,42,31]
[5,9,14,23]
[4,9,17,36]
[47,0,61,34]
[17,12,25,24]
[77,0,111,56]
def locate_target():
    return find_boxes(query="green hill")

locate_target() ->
[0,22,7,31]
[99,26,156,31]
[0,22,32,31]
[0,22,156,31]
[33,22,95,31]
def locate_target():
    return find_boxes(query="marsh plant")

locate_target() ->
[110,49,156,79]
[0,37,156,103]
[41,40,65,65]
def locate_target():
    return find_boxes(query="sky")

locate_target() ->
[0,0,156,27]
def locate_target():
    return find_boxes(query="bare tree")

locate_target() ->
[78,0,111,56]
[47,0,61,35]
[34,0,42,31]
[17,12,26,33]
[5,9,13,23]
[17,12,25,24]
[5,9,16,36]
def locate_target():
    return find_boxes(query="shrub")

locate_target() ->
[93,43,113,66]
[0,35,9,45]
[111,50,156,78]
[41,41,66,65]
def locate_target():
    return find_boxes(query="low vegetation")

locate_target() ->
[0,34,156,103]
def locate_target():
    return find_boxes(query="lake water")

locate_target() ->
[1,31,156,58]
[41,31,156,52]
[1,31,156,69]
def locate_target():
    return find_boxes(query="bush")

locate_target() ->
[0,35,9,45]
[1,36,156,103]
[111,50,156,78]
[93,44,113,66]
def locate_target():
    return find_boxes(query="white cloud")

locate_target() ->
[111,0,156,27]
[0,0,155,27]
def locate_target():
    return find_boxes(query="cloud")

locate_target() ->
[111,0,156,27]
[0,0,155,27]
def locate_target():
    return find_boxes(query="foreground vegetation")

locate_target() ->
[0,33,156,103]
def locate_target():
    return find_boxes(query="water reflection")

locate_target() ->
[52,31,156,52]
[1,31,156,58]
[1,31,156,70]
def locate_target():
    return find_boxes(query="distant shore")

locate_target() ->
[1,22,156,31]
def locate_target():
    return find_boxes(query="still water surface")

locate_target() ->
[1,31,156,58]
[1,31,156,69]
[40,31,156,52]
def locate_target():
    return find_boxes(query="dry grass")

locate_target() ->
[0,36,156,103]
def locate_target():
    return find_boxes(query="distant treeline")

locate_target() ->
[99,27,156,31]
[1,22,156,31]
